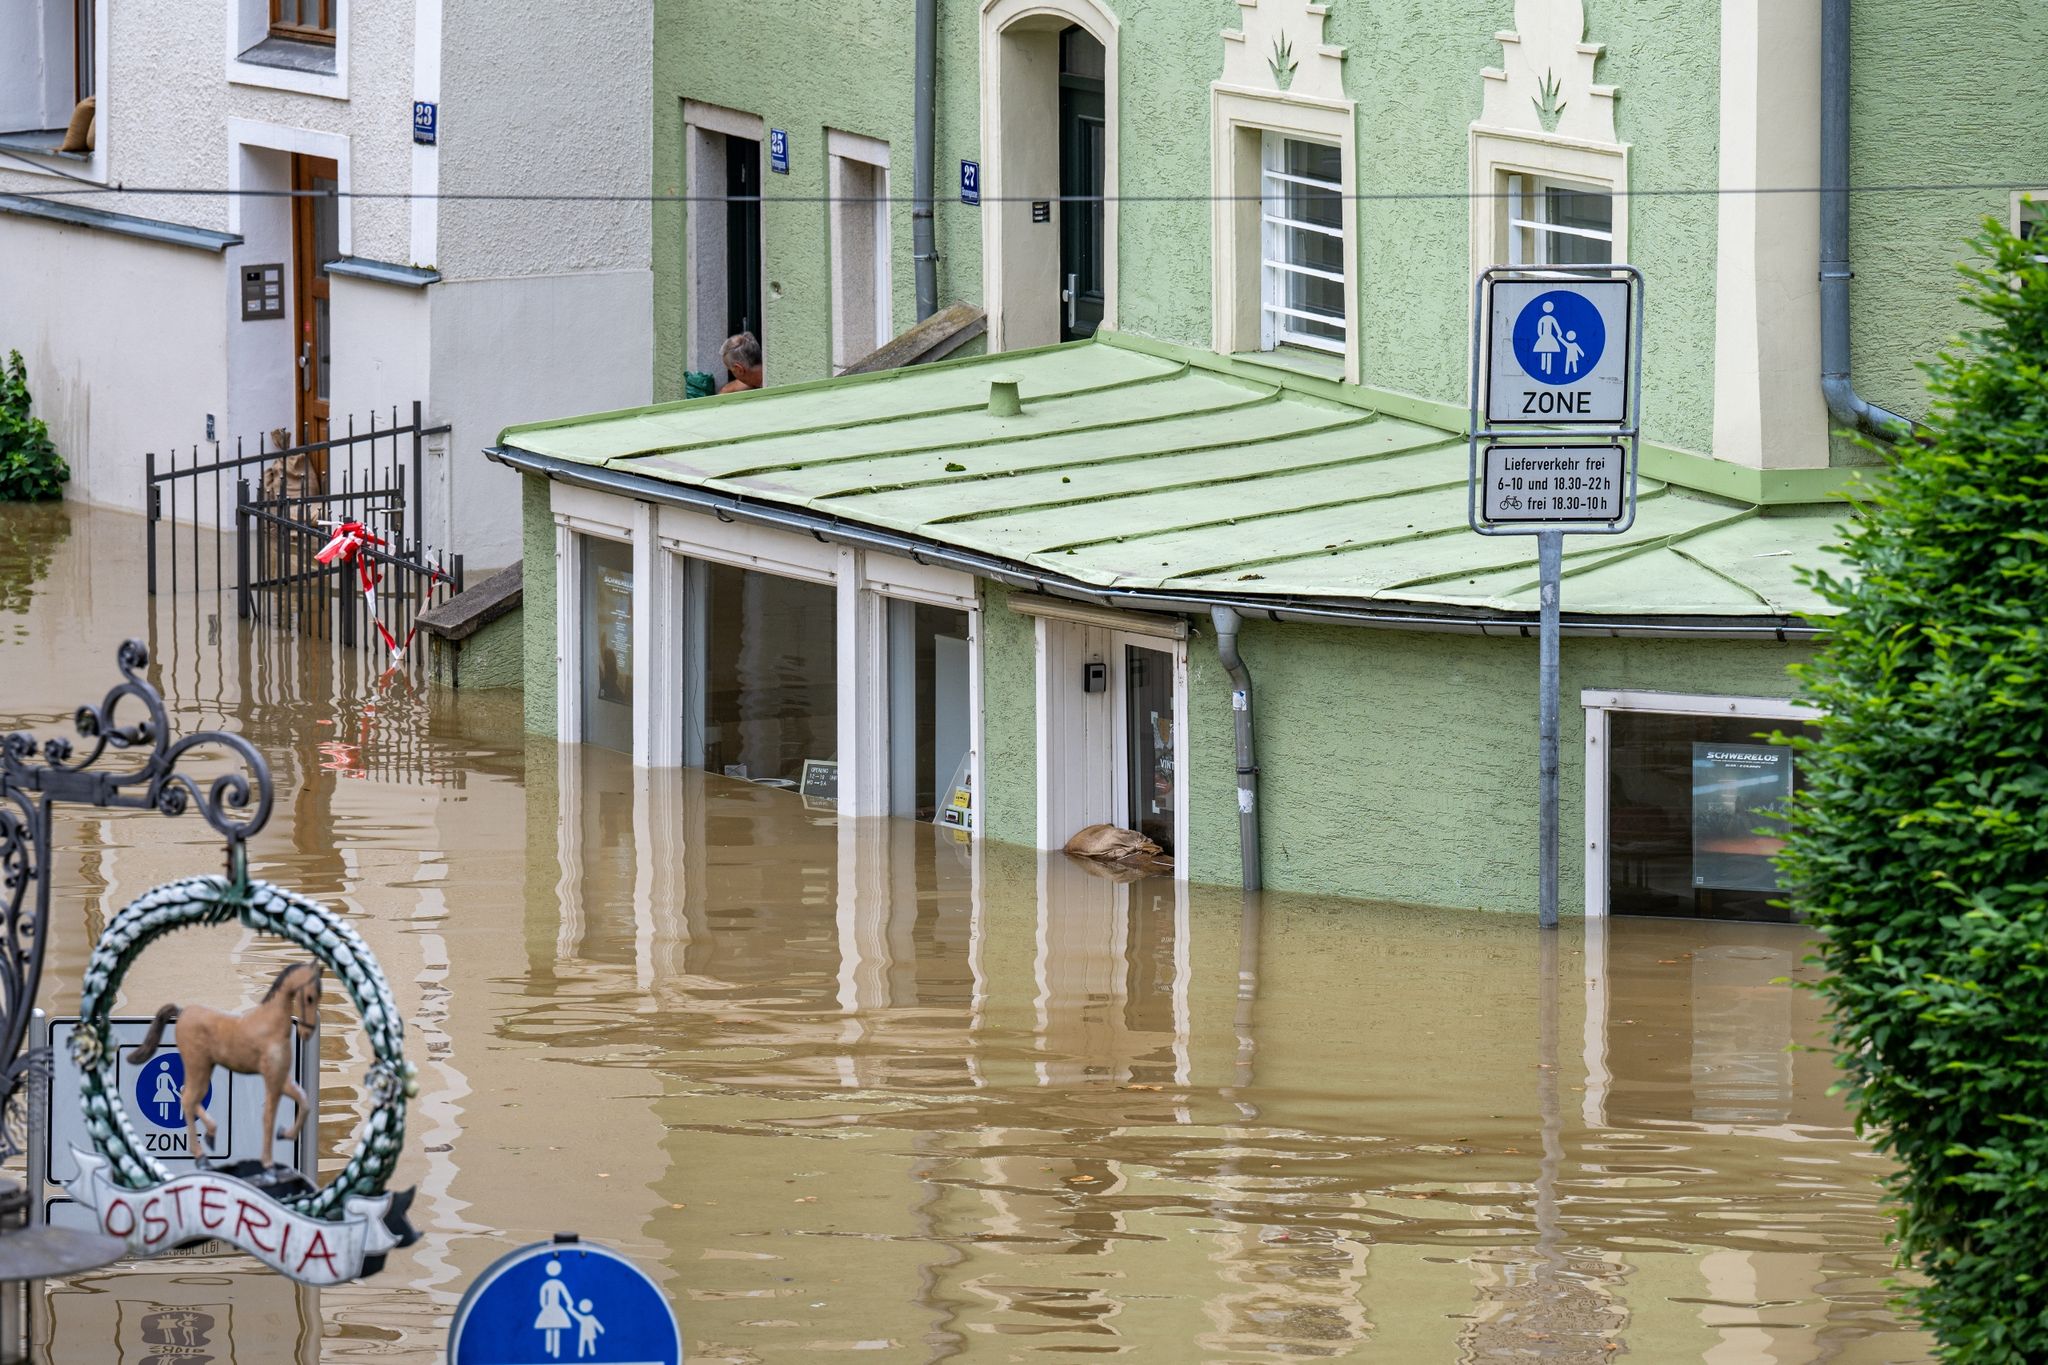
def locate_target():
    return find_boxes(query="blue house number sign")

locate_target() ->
[960,160,981,205]
[450,1239,680,1365]
[412,101,437,146]
[768,128,789,174]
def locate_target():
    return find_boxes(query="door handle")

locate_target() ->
[1063,273,1078,330]
[299,340,311,392]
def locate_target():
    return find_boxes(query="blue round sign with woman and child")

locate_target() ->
[450,1238,681,1364]
[1511,289,1607,385]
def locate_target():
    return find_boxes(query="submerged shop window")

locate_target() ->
[1606,710,1818,922]
[887,600,971,822]
[579,537,634,753]
[681,561,837,789]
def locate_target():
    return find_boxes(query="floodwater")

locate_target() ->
[0,501,1929,1362]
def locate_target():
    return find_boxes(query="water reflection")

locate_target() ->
[0,503,1926,1362]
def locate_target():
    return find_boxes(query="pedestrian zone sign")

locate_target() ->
[451,1238,681,1365]
[1485,278,1632,426]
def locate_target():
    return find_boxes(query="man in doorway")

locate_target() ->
[719,332,763,393]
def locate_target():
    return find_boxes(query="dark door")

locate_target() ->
[1059,27,1105,340]
[1124,644,1174,855]
[724,136,763,346]
[290,154,338,465]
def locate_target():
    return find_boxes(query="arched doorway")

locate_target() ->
[979,0,1118,350]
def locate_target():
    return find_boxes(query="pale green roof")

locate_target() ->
[499,334,1847,622]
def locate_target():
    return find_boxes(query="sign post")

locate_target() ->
[1469,265,1644,929]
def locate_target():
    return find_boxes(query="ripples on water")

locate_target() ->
[0,504,1928,1361]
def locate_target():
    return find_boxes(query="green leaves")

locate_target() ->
[0,350,69,502]
[1779,216,2048,1362]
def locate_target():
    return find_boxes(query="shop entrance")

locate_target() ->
[1038,617,1183,864]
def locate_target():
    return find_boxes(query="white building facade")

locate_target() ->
[0,0,651,566]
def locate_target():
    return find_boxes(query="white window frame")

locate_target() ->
[225,0,347,98]
[551,484,639,754]
[1211,87,1358,383]
[1257,131,1348,357]
[826,129,893,374]
[2014,191,2046,250]
[0,0,110,183]
[1579,688,1818,919]
[1026,599,1191,881]
[1469,125,1628,283]
[1504,172,1615,268]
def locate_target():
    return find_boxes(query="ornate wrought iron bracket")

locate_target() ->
[0,640,274,1275]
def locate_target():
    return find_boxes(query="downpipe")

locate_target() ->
[1819,0,1916,442]
[1210,606,1262,894]
[911,0,939,320]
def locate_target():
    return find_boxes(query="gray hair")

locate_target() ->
[721,331,761,370]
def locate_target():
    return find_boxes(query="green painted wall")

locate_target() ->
[521,473,557,735]
[1182,619,1813,912]
[1847,2,2048,428]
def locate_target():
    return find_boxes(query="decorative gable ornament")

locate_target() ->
[1221,0,1346,103]
[1480,0,1618,145]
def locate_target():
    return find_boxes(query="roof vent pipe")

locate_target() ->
[988,377,1023,417]
[1819,0,1916,441]
[1211,605,1262,893]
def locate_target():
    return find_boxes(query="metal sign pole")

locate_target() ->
[1468,264,1644,928]
[1537,531,1563,930]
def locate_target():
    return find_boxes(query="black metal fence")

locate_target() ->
[144,405,462,661]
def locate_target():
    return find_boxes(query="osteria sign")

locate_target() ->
[67,1152,406,1285]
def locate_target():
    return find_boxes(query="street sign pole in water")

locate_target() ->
[1468,264,1644,930]
[450,1235,681,1365]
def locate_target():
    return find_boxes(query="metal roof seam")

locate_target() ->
[1048,476,1475,559]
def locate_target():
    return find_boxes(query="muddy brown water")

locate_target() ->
[0,503,1929,1362]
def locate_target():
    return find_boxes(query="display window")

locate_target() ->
[680,559,838,790]
[578,535,635,754]
[1586,693,1818,922]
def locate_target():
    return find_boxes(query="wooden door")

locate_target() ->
[290,155,338,461]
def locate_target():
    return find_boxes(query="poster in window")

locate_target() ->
[593,564,633,704]
[1691,743,1793,892]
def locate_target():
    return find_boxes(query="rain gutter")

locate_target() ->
[1819,0,1916,441]
[1210,606,1262,893]
[485,445,1825,642]
[911,0,939,320]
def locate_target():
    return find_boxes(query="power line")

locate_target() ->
[4,180,2043,206]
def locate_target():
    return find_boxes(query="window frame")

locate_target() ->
[1257,131,1349,357]
[826,129,894,374]
[1580,688,1819,918]
[268,0,335,44]
[1468,126,1628,284]
[1504,172,1615,268]
[1210,87,1359,382]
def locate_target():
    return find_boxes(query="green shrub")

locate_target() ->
[1778,217,2048,1362]
[0,350,70,501]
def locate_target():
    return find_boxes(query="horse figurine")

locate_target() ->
[126,962,322,1171]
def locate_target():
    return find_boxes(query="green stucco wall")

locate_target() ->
[1847,2,2048,429]
[428,607,525,691]
[521,473,557,735]
[1182,620,1813,911]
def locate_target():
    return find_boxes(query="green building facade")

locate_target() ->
[497,0,2044,915]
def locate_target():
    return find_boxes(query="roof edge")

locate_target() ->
[487,444,1826,642]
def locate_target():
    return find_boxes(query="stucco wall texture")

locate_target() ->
[520,472,557,735]
[438,0,650,281]
[1846,0,2048,426]
[1182,622,1813,911]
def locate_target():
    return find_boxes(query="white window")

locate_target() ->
[2015,193,2045,246]
[827,131,893,373]
[1505,174,1614,267]
[1259,133,1347,356]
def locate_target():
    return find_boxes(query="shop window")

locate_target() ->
[1259,133,1347,356]
[886,600,971,821]
[680,560,836,788]
[1505,173,1613,267]
[579,536,634,754]
[1600,707,1818,922]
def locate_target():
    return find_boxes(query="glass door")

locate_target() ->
[1058,26,1105,340]
[1123,644,1174,854]
[290,154,338,463]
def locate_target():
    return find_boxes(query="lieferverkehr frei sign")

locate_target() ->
[1480,443,1625,523]
[1486,279,1632,425]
